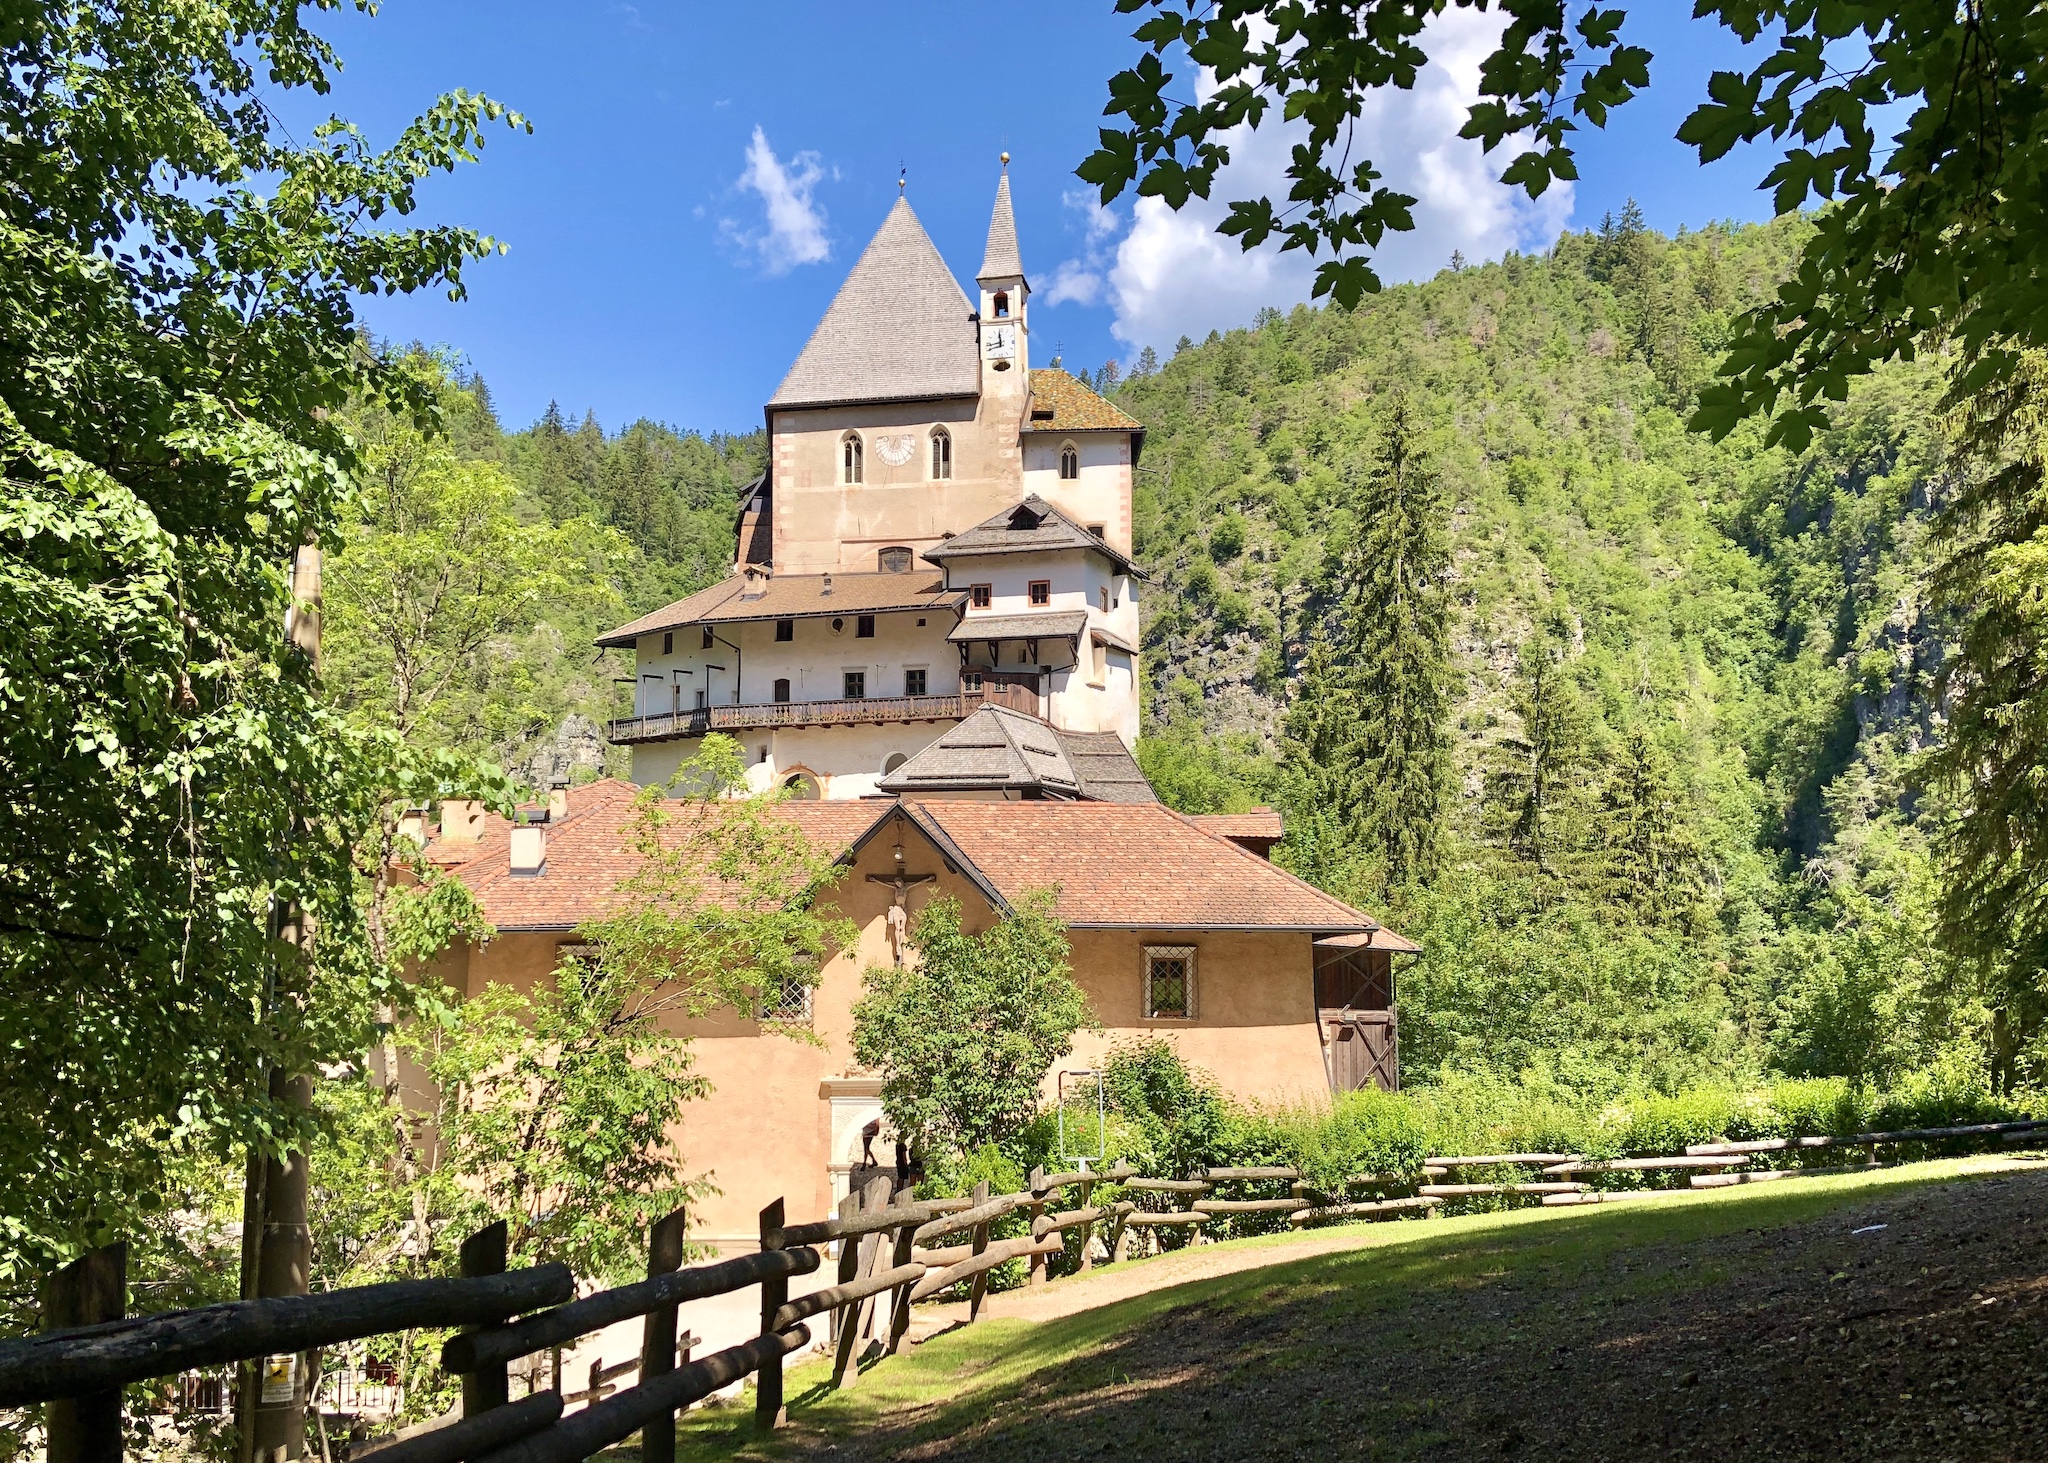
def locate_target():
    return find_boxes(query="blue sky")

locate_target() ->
[293,2,1797,438]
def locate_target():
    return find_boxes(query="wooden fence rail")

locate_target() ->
[13,1121,2047,1461]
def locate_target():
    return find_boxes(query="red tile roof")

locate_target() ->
[596,573,965,648]
[905,800,1382,933]
[427,783,1402,942]
[428,781,890,931]
[1186,809,1285,842]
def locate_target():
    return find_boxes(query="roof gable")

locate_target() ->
[769,198,980,410]
[921,494,1144,578]
[904,799,1387,933]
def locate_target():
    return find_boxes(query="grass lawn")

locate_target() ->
[672,1154,2048,1460]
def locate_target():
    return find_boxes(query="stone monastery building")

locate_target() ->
[596,164,1143,799]
[426,165,1414,1259]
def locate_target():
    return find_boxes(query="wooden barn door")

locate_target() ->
[1322,1011,1398,1093]
[1315,942,1399,1093]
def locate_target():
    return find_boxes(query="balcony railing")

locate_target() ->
[607,683,1041,745]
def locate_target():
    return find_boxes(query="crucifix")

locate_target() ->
[867,834,936,966]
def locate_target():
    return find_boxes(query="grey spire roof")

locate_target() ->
[769,198,980,410]
[876,705,1156,802]
[977,168,1024,282]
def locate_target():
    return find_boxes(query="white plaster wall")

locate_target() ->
[1021,432,1133,556]
[635,719,964,800]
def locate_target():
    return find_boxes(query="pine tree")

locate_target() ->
[1135,345,1160,376]
[1282,396,1451,895]
[1486,627,1590,873]
[1598,724,1707,926]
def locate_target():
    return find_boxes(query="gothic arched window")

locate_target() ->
[1059,441,1079,480]
[930,426,952,480]
[842,432,864,484]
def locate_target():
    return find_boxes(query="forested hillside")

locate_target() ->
[1110,212,1985,1099]
[324,211,2013,1106]
[322,359,763,787]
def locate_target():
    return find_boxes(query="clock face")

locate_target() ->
[984,324,1016,360]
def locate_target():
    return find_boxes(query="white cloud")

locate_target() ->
[720,127,832,276]
[1102,8,1573,353]
[1040,190,1123,307]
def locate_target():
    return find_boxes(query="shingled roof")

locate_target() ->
[905,800,1383,932]
[596,572,966,648]
[769,197,980,410]
[978,167,1024,282]
[875,705,1155,802]
[428,780,891,931]
[922,496,1144,578]
[431,780,1398,941]
[1025,368,1142,433]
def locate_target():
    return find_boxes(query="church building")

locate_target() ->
[421,166,1413,1284]
[596,162,1143,799]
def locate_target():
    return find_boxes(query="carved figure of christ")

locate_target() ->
[867,859,937,967]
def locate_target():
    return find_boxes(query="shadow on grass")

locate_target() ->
[678,1161,2048,1462]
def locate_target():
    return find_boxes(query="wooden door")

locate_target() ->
[1320,1010,1398,1093]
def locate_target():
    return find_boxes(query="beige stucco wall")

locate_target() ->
[435,822,1331,1251]
[768,396,1028,576]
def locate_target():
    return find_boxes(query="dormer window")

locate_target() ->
[993,290,1009,318]
[930,427,952,480]
[1059,442,1079,480]
[878,545,913,574]
[842,432,863,484]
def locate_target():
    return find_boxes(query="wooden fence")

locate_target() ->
[7,1115,2045,1462]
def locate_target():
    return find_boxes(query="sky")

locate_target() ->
[286,1,1801,438]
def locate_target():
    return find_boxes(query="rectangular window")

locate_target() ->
[856,614,875,638]
[970,584,992,609]
[1028,580,1051,606]
[760,975,814,1024]
[843,670,866,699]
[1144,945,1197,1020]
[1087,524,1107,540]
[962,670,984,691]
[1091,639,1108,684]
[701,626,715,650]
[1099,586,1110,612]
[773,678,791,703]
[775,618,795,642]
[662,632,673,656]
[905,668,927,696]
[694,687,707,710]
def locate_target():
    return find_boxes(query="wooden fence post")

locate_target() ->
[1075,1172,1098,1274]
[1026,1168,1048,1288]
[638,1209,686,1463]
[965,1181,992,1324]
[45,1243,126,1463]
[458,1223,509,1418]
[754,1200,786,1435]
[883,1209,917,1357]
[827,1191,862,1389]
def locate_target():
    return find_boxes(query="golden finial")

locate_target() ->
[1001,151,1010,167]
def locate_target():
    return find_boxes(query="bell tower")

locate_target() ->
[976,155,1029,415]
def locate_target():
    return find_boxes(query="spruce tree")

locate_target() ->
[1284,396,1451,894]
[1486,625,1590,873]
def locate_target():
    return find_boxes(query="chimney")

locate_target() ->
[440,799,486,843]
[509,818,546,878]
[548,781,571,823]
[821,574,834,597]
[395,806,431,847]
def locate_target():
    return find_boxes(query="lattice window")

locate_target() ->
[1144,945,1196,1020]
[761,975,814,1024]
[929,428,952,480]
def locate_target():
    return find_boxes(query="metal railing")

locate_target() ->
[606,683,1041,744]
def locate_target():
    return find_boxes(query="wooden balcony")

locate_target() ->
[607,682,1041,745]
